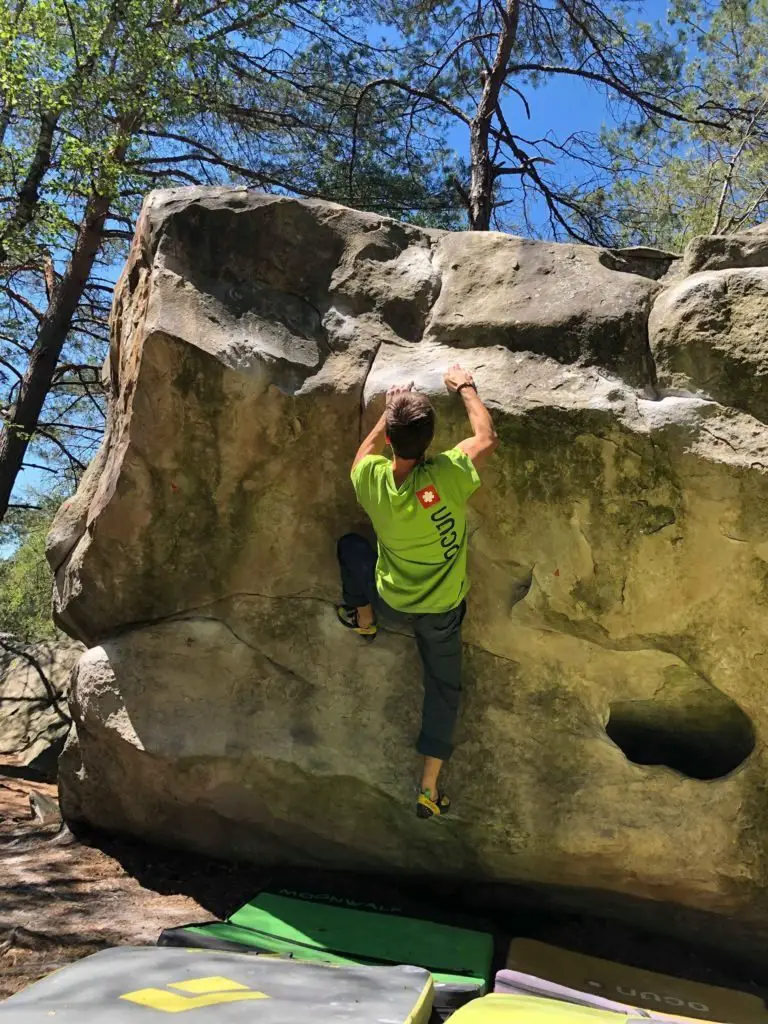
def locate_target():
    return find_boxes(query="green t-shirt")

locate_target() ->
[350,448,481,614]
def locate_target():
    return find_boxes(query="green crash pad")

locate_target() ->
[159,892,493,1011]
[0,946,434,1023]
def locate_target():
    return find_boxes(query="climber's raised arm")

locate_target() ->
[351,411,386,471]
[444,364,498,469]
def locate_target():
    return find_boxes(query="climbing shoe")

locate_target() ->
[416,789,450,819]
[336,605,377,639]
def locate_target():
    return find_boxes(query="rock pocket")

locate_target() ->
[605,665,754,780]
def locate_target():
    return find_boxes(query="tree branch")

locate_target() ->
[0,356,22,381]
[349,77,472,204]
[33,426,86,471]
[0,112,58,262]
[1,286,43,321]
[723,184,768,235]
[711,98,768,234]
[507,62,725,128]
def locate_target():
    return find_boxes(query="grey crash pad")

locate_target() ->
[0,946,434,1022]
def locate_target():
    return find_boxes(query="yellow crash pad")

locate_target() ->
[505,939,768,1024]
[449,993,658,1023]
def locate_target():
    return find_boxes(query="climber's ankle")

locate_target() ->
[356,603,374,628]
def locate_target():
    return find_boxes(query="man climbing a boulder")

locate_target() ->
[336,364,498,819]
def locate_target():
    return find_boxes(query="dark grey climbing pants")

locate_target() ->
[337,532,465,761]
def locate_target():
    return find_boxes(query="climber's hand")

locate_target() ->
[386,381,415,406]
[444,364,475,393]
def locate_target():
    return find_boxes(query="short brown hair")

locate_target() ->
[386,392,435,460]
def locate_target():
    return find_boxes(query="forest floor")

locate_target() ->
[0,760,265,998]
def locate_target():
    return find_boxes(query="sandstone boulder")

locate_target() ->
[683,224,768,275]
[0,637,83,776]
[649,267,768,420]
[47,190,768,948]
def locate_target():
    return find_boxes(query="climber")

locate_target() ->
[336,364,498,819]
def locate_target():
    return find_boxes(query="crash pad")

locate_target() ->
[0,946,434,1023]
[445,992,688,1023]
[501,939,768,1024]
[159,891,493,1015]
[494,969,646,1014]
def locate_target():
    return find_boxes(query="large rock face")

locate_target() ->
[48,190,768,945]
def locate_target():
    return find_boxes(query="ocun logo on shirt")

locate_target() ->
[417,486,459,558]
[429,503,461,560]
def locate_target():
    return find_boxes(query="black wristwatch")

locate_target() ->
[457,382,477,394]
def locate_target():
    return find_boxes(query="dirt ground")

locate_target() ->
[0,764,267,999]
[3,761,768,1009]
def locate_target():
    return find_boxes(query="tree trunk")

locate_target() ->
[0,111,58,261]
[467,0,521,230]
[0,195,110,521]
[0,2,119,261]
[0,105,11,151]
[468,131,494,231]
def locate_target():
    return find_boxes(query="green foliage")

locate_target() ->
[598,0,768,248]
[0,497,63,641]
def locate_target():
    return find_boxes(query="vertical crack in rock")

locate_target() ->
[419,233,444,343]
[642,316,660,398]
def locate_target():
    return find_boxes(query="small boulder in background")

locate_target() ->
[0,638,84,779]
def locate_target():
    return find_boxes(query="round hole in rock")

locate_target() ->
[606,681,755,780]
